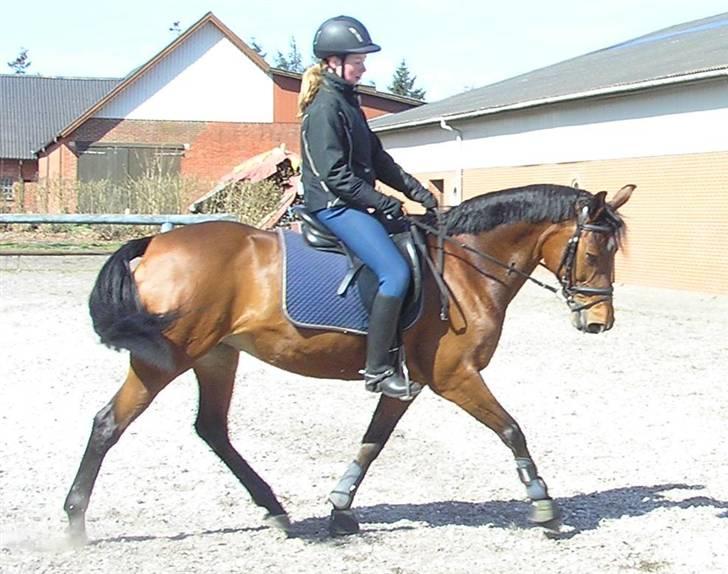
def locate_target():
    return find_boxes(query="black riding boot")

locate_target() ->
[364,294,422,401]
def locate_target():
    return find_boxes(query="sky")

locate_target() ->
[2,0,727,102]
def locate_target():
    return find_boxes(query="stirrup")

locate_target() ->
[361,368,422,401]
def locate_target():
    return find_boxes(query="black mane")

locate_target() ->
[439,184,594,235]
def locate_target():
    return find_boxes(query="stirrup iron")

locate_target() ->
[361,347,421,400]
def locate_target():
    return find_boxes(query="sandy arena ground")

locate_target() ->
[1,255,727,573]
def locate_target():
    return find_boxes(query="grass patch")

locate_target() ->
[0,240,123,254]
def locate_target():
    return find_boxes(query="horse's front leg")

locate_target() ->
[328,395,415,535]
[433,369,560,530]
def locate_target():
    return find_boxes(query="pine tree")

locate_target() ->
[388,59,426,100]
[274,36,303,73]
[7,48,31,75]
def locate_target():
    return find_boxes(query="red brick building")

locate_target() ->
[0,12,421,211]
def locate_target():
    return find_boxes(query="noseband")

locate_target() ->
[556,206,616,313]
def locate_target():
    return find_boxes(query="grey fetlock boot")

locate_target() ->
[364,294,422,401]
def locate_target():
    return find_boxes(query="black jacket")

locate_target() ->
[300,72,424,212]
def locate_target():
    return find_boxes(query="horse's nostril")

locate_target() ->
[585,323,604,334]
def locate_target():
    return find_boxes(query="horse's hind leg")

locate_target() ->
[192,344,289,531]
[64,360,179,543]
[434,371,560,530]
[328,395,415,535]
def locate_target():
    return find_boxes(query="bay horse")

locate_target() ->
[64,183,634,542]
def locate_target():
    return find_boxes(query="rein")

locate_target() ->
[406,207,614,320]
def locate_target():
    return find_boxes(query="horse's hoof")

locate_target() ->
[329,509,360,536]
[530,499,561,531]
[67,525,88,547]
[264,513,291,532]
[540,517,562,533]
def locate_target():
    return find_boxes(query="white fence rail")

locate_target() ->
[0,213,238,232]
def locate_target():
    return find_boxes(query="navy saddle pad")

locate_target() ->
[279,229,421,335]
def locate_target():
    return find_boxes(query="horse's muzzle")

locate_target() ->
[570,308,614,334]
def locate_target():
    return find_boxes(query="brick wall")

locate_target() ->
[24,118,302,210]
[452,151,728,294]
[0,158,39,211]
[182,121,300,181]
[68,118,300,183]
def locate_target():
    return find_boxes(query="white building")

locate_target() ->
[372,13,728,294]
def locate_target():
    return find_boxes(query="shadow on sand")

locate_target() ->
[90,525,268,546]
[83,483,727,545]
[286,483,728,541]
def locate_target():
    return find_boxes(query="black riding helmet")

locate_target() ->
[313,15,381,59]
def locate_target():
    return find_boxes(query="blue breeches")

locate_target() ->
[314,206,410,298]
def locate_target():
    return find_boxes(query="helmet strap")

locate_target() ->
[325,55,349,80]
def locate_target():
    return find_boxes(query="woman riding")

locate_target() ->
[298,15,437,400]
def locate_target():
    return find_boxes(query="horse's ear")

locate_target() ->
[587,191,607,221]
[609,184,635,210]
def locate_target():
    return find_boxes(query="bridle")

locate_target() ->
[554,205,616,313]
[407,204,619,319]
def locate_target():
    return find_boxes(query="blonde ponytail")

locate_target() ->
[298,62,326,117]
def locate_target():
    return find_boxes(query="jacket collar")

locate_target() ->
[323,71,358,102]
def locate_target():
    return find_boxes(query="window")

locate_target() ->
[77,144,184,183]
[0,177,14,201]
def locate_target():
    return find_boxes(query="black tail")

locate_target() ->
[89,236,177,372]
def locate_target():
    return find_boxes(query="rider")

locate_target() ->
[298,15,437,400]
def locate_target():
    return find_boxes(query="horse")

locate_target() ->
[63,182,634,542]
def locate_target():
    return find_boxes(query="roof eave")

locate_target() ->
[268,67,424,107]
[0,154,35,161]
[357,85,425,107]
[269,67,301,80]
[371,68,728,133]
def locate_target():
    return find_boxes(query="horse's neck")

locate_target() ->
[454,221,553,301]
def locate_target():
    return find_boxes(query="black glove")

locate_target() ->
[410,183,438,209]
[377,195,404,219]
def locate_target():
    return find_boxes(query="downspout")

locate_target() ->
[439,119,463,205]
[18,159,23,208]
[57,138,62,190]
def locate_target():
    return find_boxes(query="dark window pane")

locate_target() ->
[78,146,129,183]
[78,146,181,182]
[1,176,14,200]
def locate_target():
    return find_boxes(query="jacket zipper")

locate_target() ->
[301,121,331,194]
[338,111,354,170]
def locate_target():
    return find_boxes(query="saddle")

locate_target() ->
[291,206,423,319]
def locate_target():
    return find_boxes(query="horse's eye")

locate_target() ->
[585,253,598,265]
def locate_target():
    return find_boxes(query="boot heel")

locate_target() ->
[381,379,422,401]
[364,369,422,400]
[363,369,391,393]
[364,380,381,393]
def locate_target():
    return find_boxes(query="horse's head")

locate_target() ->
[542,184,634,333]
